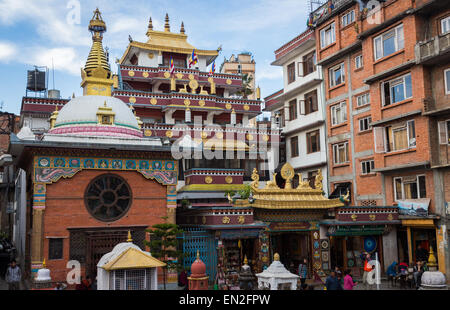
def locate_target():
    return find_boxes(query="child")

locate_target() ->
[343,269,357,290]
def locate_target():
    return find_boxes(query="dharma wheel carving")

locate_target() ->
[84,174,132,222]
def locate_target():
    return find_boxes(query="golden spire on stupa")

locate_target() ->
[80,8,113,96]
[164,13,170,32]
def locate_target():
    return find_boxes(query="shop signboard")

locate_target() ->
[397,199,430,217]
[268,221,319,232]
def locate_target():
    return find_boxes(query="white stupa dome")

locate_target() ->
[48,95,142,138]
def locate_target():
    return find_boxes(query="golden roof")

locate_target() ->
[233,163,345,210]
[120,14,218,64]
[193,138,249,151]
[102,247,166,271]
[178,184,246,192]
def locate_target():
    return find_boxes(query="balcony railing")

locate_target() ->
[415,32,450,64]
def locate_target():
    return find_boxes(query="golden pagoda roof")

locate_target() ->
[102,247,166,271]
[119,14,218,64]
[233,163,345,210]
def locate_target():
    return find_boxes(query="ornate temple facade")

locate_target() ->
[9,9,177,284]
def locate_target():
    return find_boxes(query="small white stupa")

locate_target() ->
[97,231,166,290]
[256,253,299,290]
[33,259,52,289]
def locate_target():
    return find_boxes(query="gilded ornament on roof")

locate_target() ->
[166,130,173,138]
[201,132,208,139]
[387,213,393,221]
[264,173,279,189]
[225,103,232,110]
[225,176,233,184]
[189,79,198,90]
[204,176,213,184]
[250,168,259,190]
[297,173,311,189]
[144,129,152,136]
[243,104,250,111]
[238,215,245,224]
[226,79,232,85]
[164,72,170,78]
[129,97,136,103]
[128,70,135,76]
[314,169,323,191]
[263,134,269,141]
[176,73,183,79]
[150,98,157,105]
[280,163,294,181]
[184,99,191,106]
[143,72,149,78]
[369,214,376,221]
[222,216,230,224]
[198,100,205,107]
[351,214,357,221]
[188,74,194,80]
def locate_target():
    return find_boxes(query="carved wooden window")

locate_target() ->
[84,174,132,222]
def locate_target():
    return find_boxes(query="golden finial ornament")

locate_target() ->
[250,167,260,190]
[148,17,153,30]
[180,21,185,34]
[314,169,323,191]
[42,258,46,268]
[164,13,170,32]
[244,255,248,265]
[196,249,200,260]
[274,253,280,261]
[127,230,132,242]
[428,246,438,269]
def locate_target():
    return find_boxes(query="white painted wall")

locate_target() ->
[138,49,159,67]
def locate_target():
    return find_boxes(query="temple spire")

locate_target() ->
[148,17,153,30]
[81,8,113,96]
[180,21,185,34]
[164,13,170,32]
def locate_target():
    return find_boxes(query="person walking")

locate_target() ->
[5,259,21,290]
[362,253,373,290]
[325,270,343,290]
[298,258,308,290]
[343,269,357,290]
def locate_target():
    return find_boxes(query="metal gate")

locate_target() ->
[181,227,217,283]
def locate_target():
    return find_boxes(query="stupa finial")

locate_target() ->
[180,21,185,34]
[127,230,133,242]
[164,13,170,32]
[274,253,280,261]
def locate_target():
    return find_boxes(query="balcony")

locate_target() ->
[141,122,280,144]
[415,32,450,65]
[118,64,243,88]
[113,90,262,114]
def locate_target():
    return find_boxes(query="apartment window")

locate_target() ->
[381,73,412,106]
[361,160,375,175]
[342,10,355,27]
[290,136,299,158]
[438,119,450,144]
[331,101,347,126]
[320,22,336,48]
[307,170,318,188]
[385,120,416,152]
[359,116,372,132]
[333,142,349,164]
[304,90,318,115]
[357,93,370,107]
[306,130,320,154]
[445,68,450,95]
[394,175,426,201]
[303,51,316,76]
[355,54,363,69]
[441,16,450,35]
[287,62,296,84]
[289,99,297,120]
[49,238,63,260]
[329,63,345,88]
[374,24,404,60]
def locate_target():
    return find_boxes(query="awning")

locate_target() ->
[102,247,166,271]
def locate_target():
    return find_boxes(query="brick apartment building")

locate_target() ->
[309,0,449,275]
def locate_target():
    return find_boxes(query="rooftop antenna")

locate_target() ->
[308,0,326,13]
[52,57,55,90]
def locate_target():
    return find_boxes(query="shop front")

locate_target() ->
[233,163,345,279]
[323,206,400,277]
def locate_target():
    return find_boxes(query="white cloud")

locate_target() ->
[23,46,84,76]
[0,41,17,62]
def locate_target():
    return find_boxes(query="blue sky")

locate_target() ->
[0,0,310,114]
